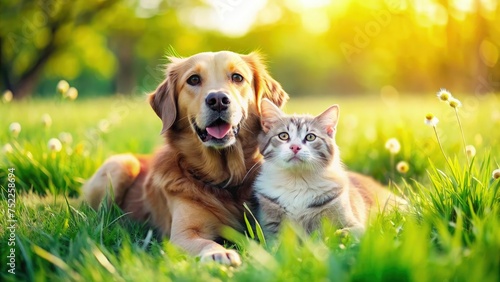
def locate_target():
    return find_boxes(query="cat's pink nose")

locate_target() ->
[290,144,301,154]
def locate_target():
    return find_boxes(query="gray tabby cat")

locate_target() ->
[254,99,406,238]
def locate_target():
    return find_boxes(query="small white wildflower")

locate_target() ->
[425,113,439,127]
[98,119,110,133]
[465,145,476,158]
[57,80,70,95]
[9,122,21,137]
[448,97,462,108]
[2,143,13,154]
[492,169,500,180]
[47,138,62,152]
[437,88,452,102]
[41,113,52,128]
[58,132,73,145]
[2,90,13,103]
[396,161,410,174]
[385,138,401,154]
[66,87,78,100]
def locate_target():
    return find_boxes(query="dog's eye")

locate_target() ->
[278,132,289,141]
[305,133,316,142]
[231,73,244,83]
[187,75,201,86]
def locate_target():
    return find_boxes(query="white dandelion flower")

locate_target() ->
[58,132,73,145]
[385,138,401,154]
[57,80,70,95]
[465,145,476,158]
[41,113,52,128]
[2,90,13,103]
[9,122,21,137]
[425,113,439,127]
[48,138,62,152]
[396,161,410,174]
[492,169,500,180]
[437,88,452,102]
[448,97,462,108]
[2,143,13,154]
[66,87,78,100]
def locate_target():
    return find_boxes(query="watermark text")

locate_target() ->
[6,167,17,275]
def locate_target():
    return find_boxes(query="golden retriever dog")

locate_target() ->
[83,51,288,266]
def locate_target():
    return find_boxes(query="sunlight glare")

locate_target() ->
[298,0,331,8]
[301,10,330,34]
[451,0,476,12]
[178,0,268,36]
[285,0,332,11]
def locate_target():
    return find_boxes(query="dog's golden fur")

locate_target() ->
[83,51,288,266]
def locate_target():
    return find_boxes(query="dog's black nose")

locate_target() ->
[205,92,230,112]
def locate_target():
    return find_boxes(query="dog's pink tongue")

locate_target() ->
[206,123,231,139]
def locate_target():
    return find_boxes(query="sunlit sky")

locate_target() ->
[179,0,269,36]
[187,0,338,36]
[139,0,490,36]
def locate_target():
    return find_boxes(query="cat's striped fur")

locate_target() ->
[254,99,406,238]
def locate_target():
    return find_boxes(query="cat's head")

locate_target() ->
[259,98,340,171]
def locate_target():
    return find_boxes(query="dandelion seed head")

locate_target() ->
[2,143,13,154]
[58,132,73,145]
[2,90,13,103]
[396,161,410,174]
[465,145,476,158]
[41,113,52,128]
[449,97,462,108]
[67,87,78,100]
[385,138,401,154]
[437,89,452,101]
[9,122,21,137]
[492,169,500,180]
[48,138,62,152]
[98,119,110,133]
[57,80,70,95]
[425,113,439,127]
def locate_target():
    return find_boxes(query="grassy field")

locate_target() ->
[1,93,499,281]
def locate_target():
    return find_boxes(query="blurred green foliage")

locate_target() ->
[1,59,499,282]
[1,0,500,98]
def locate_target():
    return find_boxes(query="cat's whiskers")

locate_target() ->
[255,100,406,239]
[241,160,262,185]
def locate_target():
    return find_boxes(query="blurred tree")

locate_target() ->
[1,0,499,99]
[0,0,121,99]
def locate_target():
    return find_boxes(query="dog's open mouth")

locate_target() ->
[193,118,240,144]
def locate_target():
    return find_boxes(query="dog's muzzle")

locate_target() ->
[192,91,241,148]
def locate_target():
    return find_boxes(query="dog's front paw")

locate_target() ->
[199,249,242,267]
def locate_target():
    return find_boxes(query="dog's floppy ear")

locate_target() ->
[242,52,289,110]
[149,58,181,134]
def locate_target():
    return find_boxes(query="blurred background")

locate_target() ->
[1,0,499,99]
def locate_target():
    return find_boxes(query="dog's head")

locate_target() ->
[149,51,288,149]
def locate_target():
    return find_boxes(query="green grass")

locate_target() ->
[1,93,500,281]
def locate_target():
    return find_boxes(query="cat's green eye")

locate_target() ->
[305,133,316,141]
[278,132,289,141]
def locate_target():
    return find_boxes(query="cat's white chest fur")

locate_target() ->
[254,163,344,217]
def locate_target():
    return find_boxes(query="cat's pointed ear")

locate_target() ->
[315,104,339,138]
[260,98,284,133]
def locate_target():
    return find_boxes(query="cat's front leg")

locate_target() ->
[256,193,286,238]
